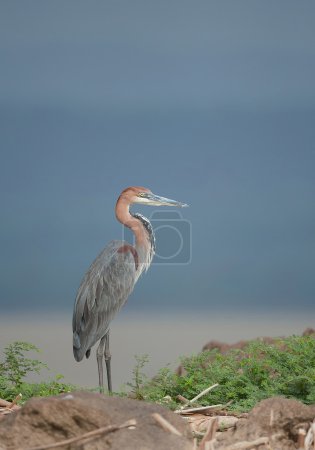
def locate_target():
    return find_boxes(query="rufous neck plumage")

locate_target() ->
[115,195,150,254]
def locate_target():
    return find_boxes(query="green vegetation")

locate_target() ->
[126,354,150,400]
[137,335,315,412]
[0,342,75,402]
[1,336,315,412]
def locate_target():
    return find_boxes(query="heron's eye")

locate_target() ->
[138,192,147,198]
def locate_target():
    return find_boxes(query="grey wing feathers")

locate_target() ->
[72,240,136,361]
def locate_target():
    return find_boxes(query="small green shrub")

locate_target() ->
[139,335,315,412]
[0,341,75,402]
[0,341,47,387]
[126,354,149,399]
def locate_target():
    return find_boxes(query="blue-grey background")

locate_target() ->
[1,1,315,315]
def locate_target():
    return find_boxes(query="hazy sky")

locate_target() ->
[1,1,314,315]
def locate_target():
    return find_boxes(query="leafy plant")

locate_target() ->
[139,335,315,412]
[0,341,76,402]
[126,354,149,399]
[0,342,47,387]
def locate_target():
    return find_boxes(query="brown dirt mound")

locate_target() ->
[215,397,315,449]
[0,391,193,450]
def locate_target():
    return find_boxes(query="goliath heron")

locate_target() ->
[72,186,188,392]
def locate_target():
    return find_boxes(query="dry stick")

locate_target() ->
[305,420,315,450]
[304,424,313,450]
[181,384,219,410]
[151,413,182,436]
[297,428,306,450]
[175,404,223,414]
[224,437,269,450]
[8,393,22,409]
[189,384,219,405]
[199,417,218,450]
[15,419,137,450]
[177,394,190,404]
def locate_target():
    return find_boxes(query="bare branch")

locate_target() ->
[180,384,219,410]
[175,404,223,414]
[199,417,218,450]
[189,384,219,405]
[151,413,182,436]
[8,394,22,409]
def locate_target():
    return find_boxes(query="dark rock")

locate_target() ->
[302,327,315,336]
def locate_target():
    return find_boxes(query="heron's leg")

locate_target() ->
[104,330,112,393]
[96,336,106,393]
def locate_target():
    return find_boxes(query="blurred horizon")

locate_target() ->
[1,1,315,316]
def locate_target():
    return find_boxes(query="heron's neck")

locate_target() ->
[115,198,152,260]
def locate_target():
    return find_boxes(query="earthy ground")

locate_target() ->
[1,393,315,449]
[215,397,315,449]
[0,391,193,450]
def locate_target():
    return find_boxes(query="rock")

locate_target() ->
[215,397,315,450]
[303,327,315,336]
[202,336,280,353]
[0,391,193,450]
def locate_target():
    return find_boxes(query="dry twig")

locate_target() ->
[0,395,22,420]
[305,419,315,450]
[14,419,137,450]
[180,384,219,410]
[175,404,223,415]
[8,394,22,409]
[177,394,190,403]
[151,413,182,436]
[199,417,218,450]
[297,428,306,450]
[188,384,219,405]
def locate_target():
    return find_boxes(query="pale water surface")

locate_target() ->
[0,311,314,391]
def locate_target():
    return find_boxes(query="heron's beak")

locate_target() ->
[136,193,188,207]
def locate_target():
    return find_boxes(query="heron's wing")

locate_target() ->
[72,240,137,361]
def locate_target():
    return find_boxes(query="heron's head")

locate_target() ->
[119,186,188,208]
